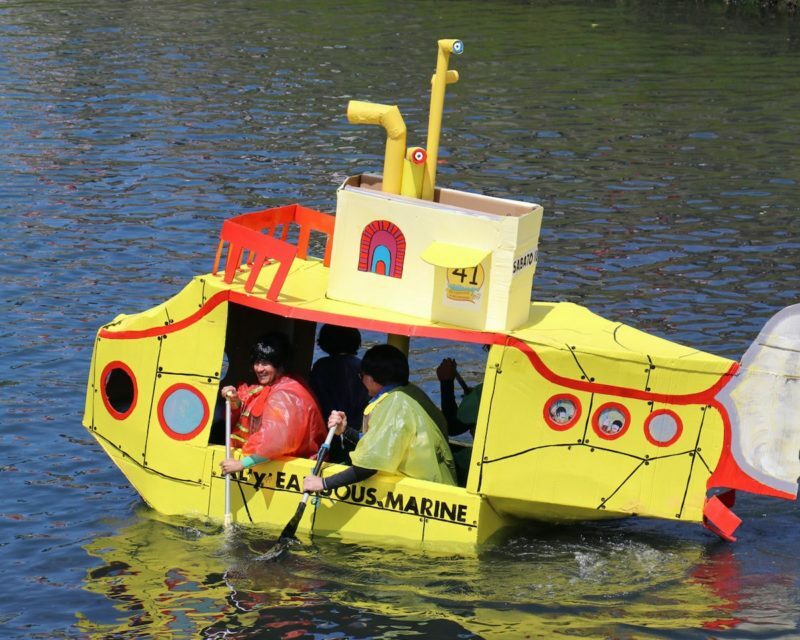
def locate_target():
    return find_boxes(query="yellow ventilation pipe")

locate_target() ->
[421,38,463,201]
[347,100,407,195]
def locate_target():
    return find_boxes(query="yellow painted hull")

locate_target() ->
[91,428,507,548]
[85,260,729,545]
[83,247,799,546]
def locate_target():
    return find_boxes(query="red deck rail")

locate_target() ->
[212,204,336,301]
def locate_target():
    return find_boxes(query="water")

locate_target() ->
[1,1,799,637]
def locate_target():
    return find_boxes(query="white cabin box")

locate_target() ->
[327,174,543,331]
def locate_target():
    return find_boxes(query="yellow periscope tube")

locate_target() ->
[347,100,407,195]
[346,102,410,355]
[421,38,463,201]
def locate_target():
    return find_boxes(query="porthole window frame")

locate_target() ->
[543,393,582,431]
[591,402,631,441]
[157,383,210,442]
[100,361,138,421]
[644,409,683,447]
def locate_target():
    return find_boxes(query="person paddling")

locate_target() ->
[302,344,456,493]
[219,332,326,475]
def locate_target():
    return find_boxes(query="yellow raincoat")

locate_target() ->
[351,387,457,485]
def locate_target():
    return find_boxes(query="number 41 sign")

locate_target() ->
[445,264,485,304]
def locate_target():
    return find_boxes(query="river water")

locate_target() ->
[2,1,799,638]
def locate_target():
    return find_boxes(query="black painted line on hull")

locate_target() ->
[695,451,712,475]
[482,441,646,465]
[581,393,595,442]
[483,438,707,518]
[677,407,709,518]
[90,337,98,429]
[597,460,648,510]
[236,477,253,523]
[567,343,592,383]
[157,371,221,380]
[475,355,503,494]
[91,429,202,485]
[142,336,164,466]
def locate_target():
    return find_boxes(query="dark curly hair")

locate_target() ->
[250,332,292,370]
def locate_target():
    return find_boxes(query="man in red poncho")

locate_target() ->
[219,332,326,476]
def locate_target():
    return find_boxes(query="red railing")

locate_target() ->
[212,204,335,301]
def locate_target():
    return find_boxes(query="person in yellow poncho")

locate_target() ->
[302,344,457,493]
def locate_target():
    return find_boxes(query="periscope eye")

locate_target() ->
[411,148,427,165]
[452,40,464,55]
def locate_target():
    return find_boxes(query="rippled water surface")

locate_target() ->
[2,1,799,638]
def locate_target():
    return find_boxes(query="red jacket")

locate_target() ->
[231,375,325,459]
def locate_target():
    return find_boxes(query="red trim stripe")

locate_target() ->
[507,336,738,405]
[98,286,498,345]
[97,287,796,503]
[99,288,735,407]
[99,290,230,340]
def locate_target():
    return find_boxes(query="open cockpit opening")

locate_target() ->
[405,338,489,487]
[208,302,318,445]
[210,301,493,488]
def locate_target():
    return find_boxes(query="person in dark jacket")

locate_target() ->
[309,324,369,463]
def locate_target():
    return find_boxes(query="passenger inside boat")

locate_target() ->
[436,356,483,486]
[309,324,369,464]
[302,344,457,494]
[218,331,326,476]
[436,357,482,436]
[209,302,486,488]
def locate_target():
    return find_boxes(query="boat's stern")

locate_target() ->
[468,303,739,531]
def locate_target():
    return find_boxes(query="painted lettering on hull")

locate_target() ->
[274,470,301,492]
[266,472,469,525]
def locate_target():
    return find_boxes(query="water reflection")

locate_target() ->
[4,0,800,638]
[80,511,789,638]
[79,511,474,638]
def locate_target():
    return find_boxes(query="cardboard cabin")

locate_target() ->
[327,174,543,332]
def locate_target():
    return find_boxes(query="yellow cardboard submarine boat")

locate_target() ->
[83,39,800,547]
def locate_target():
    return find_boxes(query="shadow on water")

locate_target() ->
[77,507,799,639]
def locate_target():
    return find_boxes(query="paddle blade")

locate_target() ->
[279,501,307,542]
[255,427,335,562]
[255,502,307,562]
[256,539,291,562]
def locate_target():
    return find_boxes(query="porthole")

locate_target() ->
[100,361,137,420]
[543,394,581,431]
[592,403,630,440]
[157,383,209,441]
[644,409,683,447]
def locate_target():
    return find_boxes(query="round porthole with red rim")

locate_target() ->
[592,403,630,440]
[157,383,209,441]
[100,361,137,420]
[644,409,683,447]
[543,394,581,431]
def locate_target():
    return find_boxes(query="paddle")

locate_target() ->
[224,395,233,529]
[258,424,338,561]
